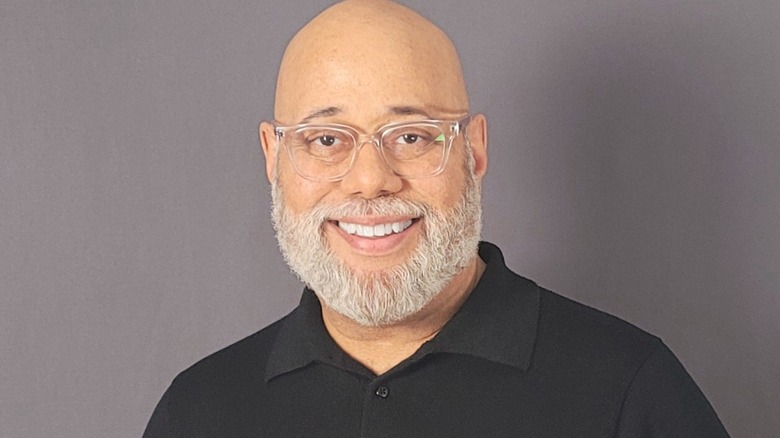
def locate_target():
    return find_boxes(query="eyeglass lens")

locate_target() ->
[287,123,448,180]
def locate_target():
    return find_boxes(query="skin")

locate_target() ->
[260,0,489,374]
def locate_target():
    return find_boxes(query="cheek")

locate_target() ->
[277,161,334,214]
[407,167,468,209]
[440,174,468,206]
[437,152,471,205]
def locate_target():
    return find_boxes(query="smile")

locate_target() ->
[337,219,414,238]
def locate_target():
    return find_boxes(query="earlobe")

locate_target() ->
[468,114,488,179]
[259,122,277,182]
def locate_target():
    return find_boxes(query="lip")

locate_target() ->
[326,217,421,256]
[331,215,418,226]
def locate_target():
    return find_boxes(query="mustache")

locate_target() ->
[305,197,431,222]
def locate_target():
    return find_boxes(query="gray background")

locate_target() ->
[1,0,778,436]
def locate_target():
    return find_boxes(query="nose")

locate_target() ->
[339,139,403,199]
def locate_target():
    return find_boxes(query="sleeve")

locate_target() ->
[142,384,173,438]
[615,341,730,437]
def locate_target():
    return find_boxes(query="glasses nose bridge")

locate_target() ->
[347,131,393,176]
[353,132,382,152]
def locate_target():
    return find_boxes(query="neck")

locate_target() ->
[320,254,486,375]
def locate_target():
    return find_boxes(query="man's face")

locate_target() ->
[260,6,487,325]
[272,108,479,279]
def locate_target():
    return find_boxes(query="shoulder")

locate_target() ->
[168,314,288,395]
[537,287,660,355]
[524,285,728,436]
[143,314,292,437]
[531,286,662,383]
[517,286,664,418]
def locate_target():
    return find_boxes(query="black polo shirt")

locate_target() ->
[144,242,728,437]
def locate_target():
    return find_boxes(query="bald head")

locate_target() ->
[274,0,469,124]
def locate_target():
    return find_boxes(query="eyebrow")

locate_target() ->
[388,106,433,118]
[300,107,341,124]
[298,105,434,124]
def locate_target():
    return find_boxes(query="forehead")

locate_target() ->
[275,25,468,124]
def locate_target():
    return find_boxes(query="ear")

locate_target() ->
[466,113,488,181]
[259,121,277,183]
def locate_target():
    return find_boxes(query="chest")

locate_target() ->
[200,355,627,438]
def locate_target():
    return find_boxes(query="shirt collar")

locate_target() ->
[265,242,540,381]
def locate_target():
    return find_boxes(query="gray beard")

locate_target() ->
[271,160,482,327]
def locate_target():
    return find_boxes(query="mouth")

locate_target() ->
[335,218,416,238]
[326,216,422,256]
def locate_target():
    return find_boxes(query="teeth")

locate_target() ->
[338,219,414,238]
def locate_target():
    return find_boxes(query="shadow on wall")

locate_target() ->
[521,9,779,437]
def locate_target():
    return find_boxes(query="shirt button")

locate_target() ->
[375,386,390,398]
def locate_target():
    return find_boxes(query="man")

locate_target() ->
[144,1,729,436]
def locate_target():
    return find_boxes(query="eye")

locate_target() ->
[314,135,338,147]
[400,134,420,144]
[302,130,345,148]
[392,131,432,146]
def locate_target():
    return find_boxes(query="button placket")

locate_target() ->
[360,378,400,437]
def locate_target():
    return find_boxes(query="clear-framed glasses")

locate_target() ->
[273,115,471,182]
